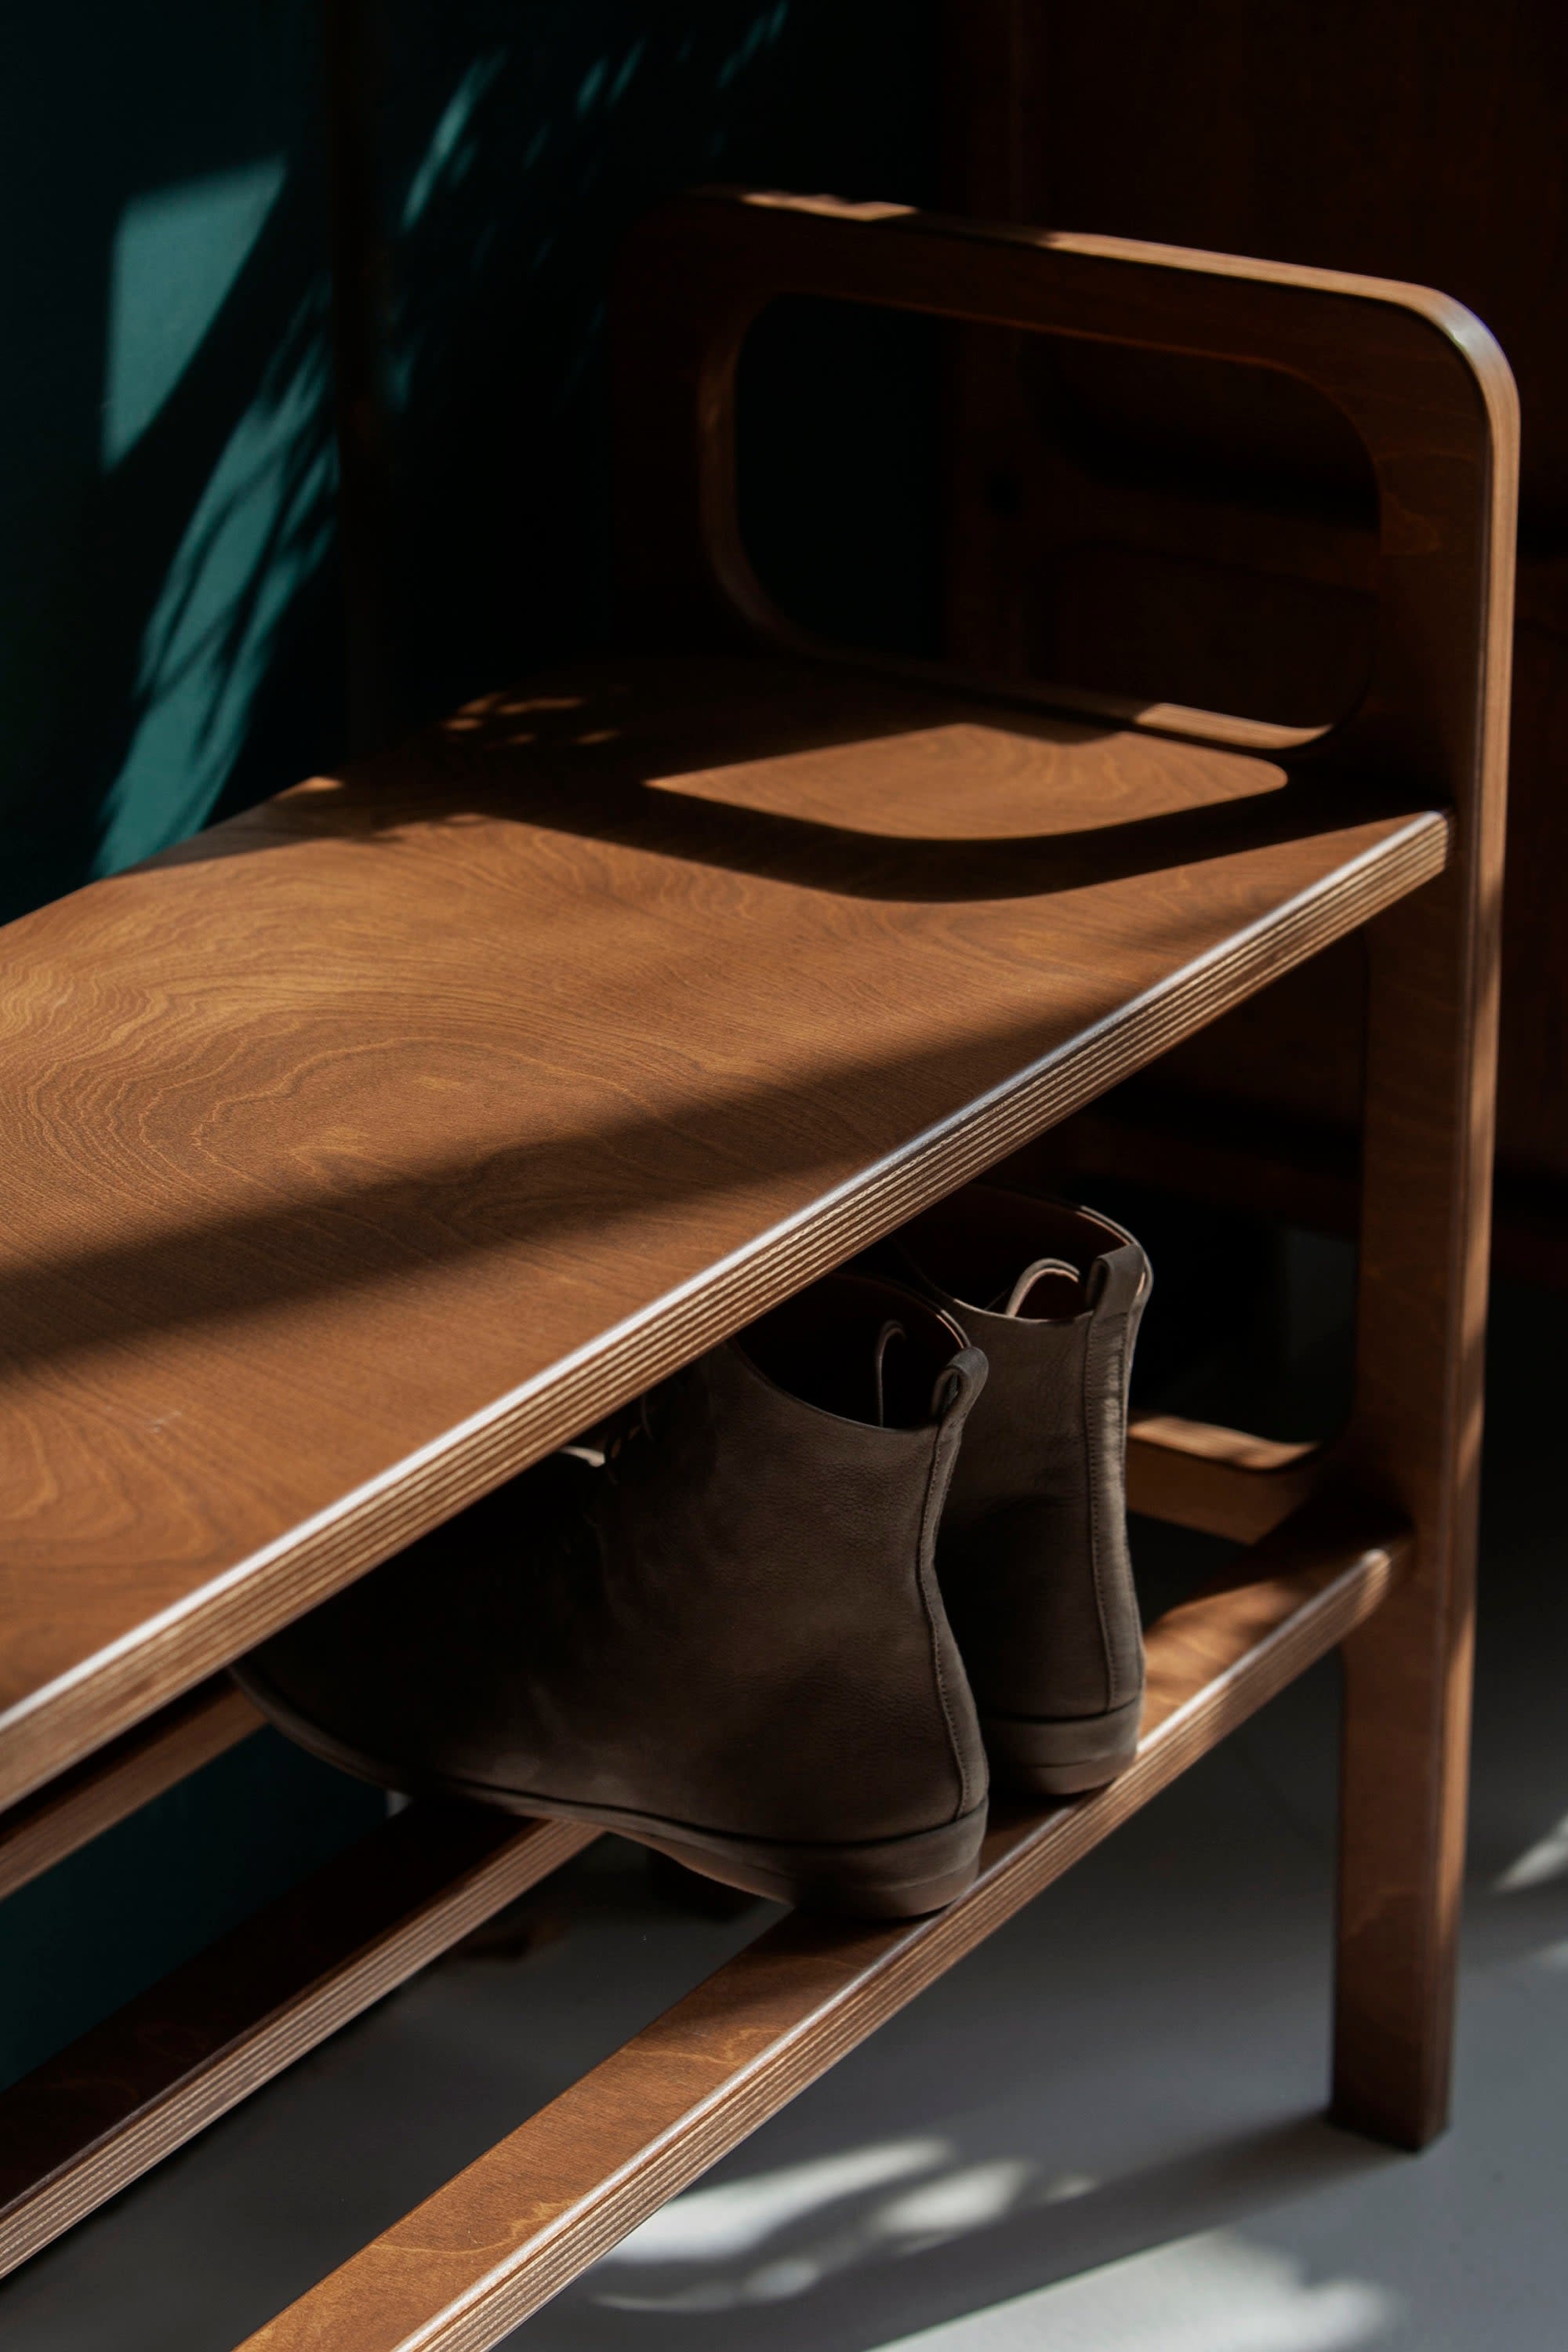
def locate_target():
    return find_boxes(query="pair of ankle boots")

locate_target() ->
[237,1185,1150,1919]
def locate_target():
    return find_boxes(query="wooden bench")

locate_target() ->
[0,191,1512,2348]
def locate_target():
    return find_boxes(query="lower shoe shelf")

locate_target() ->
[238,1498,1402,2352]
[0,1492,1403,2339]
[0,1808,592,2280]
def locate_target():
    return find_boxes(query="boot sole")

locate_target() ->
[234,1662,985,1918]
[636,1813,984,1916]
[982,1695,1143,1796]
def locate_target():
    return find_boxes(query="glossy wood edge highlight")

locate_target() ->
[239,1500,1406,2352]
[0,1679,262,1904]
[0,813,1446,1820]
[0,1809,597,2280]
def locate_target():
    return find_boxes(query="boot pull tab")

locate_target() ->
[1086,1241,1152,1316]
[872,1318,908,1429]
[557,1441,607,1468]
[930,1344,989,1424]
[996,1257,1082,1319]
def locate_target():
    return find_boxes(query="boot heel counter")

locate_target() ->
[1083,1247,1152,1711]
[920,1349,989,1820]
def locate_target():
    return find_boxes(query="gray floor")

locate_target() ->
[2,1275,1563,2350]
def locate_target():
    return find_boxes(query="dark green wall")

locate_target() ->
[361,0,941,728]
[1,0,342,920]
[2,1,938,915]
[1,0,935,2087]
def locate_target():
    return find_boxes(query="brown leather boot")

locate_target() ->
[886,1184,1151,1796]
[236,1274,989,1916]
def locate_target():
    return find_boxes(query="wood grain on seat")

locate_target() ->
[0,652,1444,1809]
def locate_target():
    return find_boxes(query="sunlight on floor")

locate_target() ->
[593,2137,1098,2314]
[606,2139,949,2266]
[870,2227,1401,2352]
[1495,1809,1568,1893]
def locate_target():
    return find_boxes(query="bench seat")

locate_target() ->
[0,651,1445,1808]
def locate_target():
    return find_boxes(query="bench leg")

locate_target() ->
[1331,883,1494,2149]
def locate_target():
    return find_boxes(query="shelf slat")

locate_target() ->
[0,654,1445,1811]
[238,1498,1405,2352]
[1127,1414,1320,1541]
[0,1807,594,2279]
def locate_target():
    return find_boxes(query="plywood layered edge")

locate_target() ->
[239,1499,1406,2352]
[0,811,1445,1819]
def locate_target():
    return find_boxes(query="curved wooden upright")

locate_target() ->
[0,191,1513,2339]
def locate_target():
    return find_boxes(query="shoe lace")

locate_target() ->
[556,1390,659,1483]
